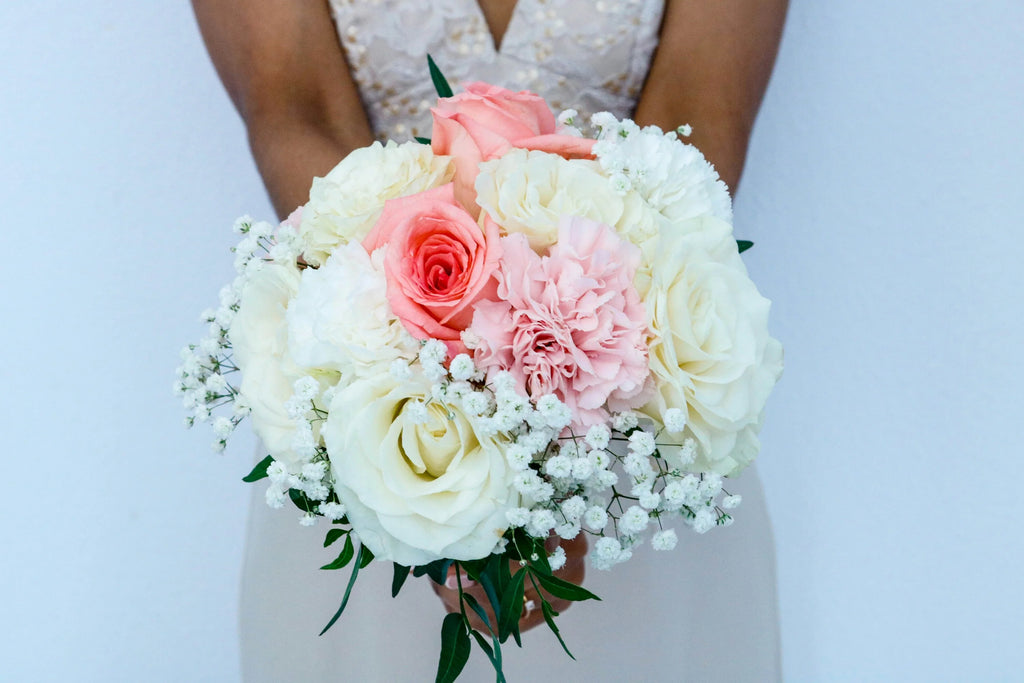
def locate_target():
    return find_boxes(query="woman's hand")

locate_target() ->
[431,534,588,634]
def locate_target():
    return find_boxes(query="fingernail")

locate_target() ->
[444,576,457,589]
[524,599,536,613]
[460,574,476,587]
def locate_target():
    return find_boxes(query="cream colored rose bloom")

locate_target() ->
[640,216,783,476]
[324,371,516,566]
[299,141,454,265]
[228,262,309,473]
[474,148,623,252]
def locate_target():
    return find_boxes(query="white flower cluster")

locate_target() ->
[500,401,741,571]
[264,456,343,527]
[174,216,303,454]
[590,112,733,224]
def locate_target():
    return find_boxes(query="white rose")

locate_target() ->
[475,148,623,252]
[287,242,418,382]
[640,215,783,476]
[300,141,454,265]
[324,371,516,566]
[228,262,309,472]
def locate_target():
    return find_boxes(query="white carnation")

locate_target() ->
[287,242,418,381]
[594,122,732,225]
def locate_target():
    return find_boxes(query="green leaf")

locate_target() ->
[476,566,502,634]
[414,558,454,585]
[323,528,348,548]
[289,488,313,513]
[242,455,274,483]
[498,569,526,644]
[427,54,454,99]
[415,136,432,145]
[392,564,411,598]
[528,543,552,576]
[319,544,367,636]
[533,571,600,602]
[540,599,575,660]
[462,592,494,634]
[359,545,375,568]
[469,629,507,683]
[320,534,354,570]
[435,613,471,683]
[737,239,754,254]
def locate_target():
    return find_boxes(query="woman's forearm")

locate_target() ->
[192,0,375,218]
[247,113,373,218]
[634,0,788,193]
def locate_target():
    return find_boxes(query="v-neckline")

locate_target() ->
[472,0,521,53]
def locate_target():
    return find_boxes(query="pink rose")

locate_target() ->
[431,82,596,215]
[470,216,649,428]
[363,183,501,354]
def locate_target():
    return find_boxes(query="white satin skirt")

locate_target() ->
[239,465,781,682]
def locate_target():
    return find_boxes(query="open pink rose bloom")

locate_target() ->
[363,183,501,356]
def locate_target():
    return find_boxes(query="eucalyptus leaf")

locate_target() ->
[392,564,411,598]
[533,571,600,602]
[319,544,366,636]
[242,455,274,482]
[427,54,454,99]
[415,136,432,145]
[737,239,754,253]
[435,613,471,683]
[320,535,354,570]
[323,528,348,548]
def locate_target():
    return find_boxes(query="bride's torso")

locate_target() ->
[327,0,665,141]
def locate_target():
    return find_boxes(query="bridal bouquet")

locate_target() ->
[176,62,782,682]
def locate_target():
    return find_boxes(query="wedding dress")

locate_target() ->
[239,1,781,680]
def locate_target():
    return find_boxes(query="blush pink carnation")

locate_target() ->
[470,216,649,427]
[363,183,501,356]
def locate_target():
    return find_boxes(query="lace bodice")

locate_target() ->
[328,0,665,141]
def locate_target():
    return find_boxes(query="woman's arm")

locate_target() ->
[192,0,375,218]
[634,0,788,193]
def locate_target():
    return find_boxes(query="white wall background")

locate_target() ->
[1,1,1021,681]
